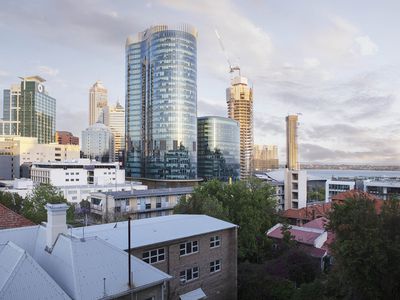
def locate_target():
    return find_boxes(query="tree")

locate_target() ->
[175,178,277,262]
[0,190,23,213]
[327,196,400,300]
[22,183,74,224]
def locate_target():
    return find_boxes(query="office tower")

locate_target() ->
[253,145,279,172]
[2,84,21,135]
[197,116,240,181]
[125,24,198,180]
[81,123,114,162]
[103,102,125,162]
[56,131,79,145]
[19,76,56,144]
[89,81,108,125]
[286,114,299,170]
[226,76,253,179]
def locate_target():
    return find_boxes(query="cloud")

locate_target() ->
[0,70,8,77]
[354,35,379,56]
[38,65,59,76]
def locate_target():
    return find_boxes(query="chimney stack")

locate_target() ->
[45,203,68,249]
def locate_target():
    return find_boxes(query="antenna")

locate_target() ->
[215,29,241,76]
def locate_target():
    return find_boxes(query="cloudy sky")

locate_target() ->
[1,0,400,164]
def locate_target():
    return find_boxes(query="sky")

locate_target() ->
[1,0,400,165]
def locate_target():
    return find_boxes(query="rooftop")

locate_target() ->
[267,223,325,246]
[72,214,237,250]
[101,186,193,199]
[0,204,35,229]
[281,203,331,221]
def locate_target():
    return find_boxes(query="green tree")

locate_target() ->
[0,190,23,213]
[327,196,400,300]
[22,183,74,224]
[175,178,277,262]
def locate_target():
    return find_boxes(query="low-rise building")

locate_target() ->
[31,159,125,186]
[0,203,171,299]
[0,203,34,229]
[0,136,80,179]
[363,180,400,200]
[89,187,193,221]
[284,169,307,209]
[72,214,238,300]
[325,179,355,202]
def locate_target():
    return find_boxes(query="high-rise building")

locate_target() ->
[19,76,56,144]
[2,84,21,135]
[197,116,240,181]
[89,81,108,125]
[253,145,279,171]
[55,131,79,145]
[286,114,299,170]
[125,24,198,180]
[81,123,114,162]
[226,76,253,179]
[103,102,125,162]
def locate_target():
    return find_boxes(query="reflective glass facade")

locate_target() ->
[19,79,56,144]
[125,25,198,179]
[197,116,240,181]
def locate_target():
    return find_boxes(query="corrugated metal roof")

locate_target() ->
[72,214,237,250]
[0,241,71,300]
[102,186,193,199]
[180,288,207,300]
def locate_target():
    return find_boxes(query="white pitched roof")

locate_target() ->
[72,214,237,250]
[0,241,71,300]
[180,288,207,300]
[0,225,171,299]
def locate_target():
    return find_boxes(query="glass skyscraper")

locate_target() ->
[197,116,240,181]
[125,24,198,180]
[19,76,56,144]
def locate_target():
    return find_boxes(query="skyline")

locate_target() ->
[1,0,400,164]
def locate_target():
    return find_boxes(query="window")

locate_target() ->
[142,248,165,264]
[156,198,161,208]
[210,236,220,248]
[180,241,198,256]
[210,260,221,273]
[180,267,199,284]
[145,203,151,209]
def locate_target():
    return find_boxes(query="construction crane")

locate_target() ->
[215,29,241,76]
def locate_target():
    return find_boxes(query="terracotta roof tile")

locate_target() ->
[0,204,34,229]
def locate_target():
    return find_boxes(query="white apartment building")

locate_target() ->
[325,179,355,202]
[284,168,307,209]
[31,159,125,186]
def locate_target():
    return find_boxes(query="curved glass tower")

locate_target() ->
[197,116,240,181]
[125,25,197,180]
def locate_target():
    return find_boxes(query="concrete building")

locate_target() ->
[325,179,355,202]
[0,136,80,180]
[284,168,307,209]
[89,187,193,221]
[197,116,240,182]
[364,180,400,200]
[253,144,279,172]
[31,159,125,186]
[19,76,56,144]
[286,115,299,170]
[81,122,114,162]
[0,203,171,299]
[73,215,238,300]
[103,102,125,162]
[89,80,108,125]
[55,131,79,145]
[226,76,253,179]
[126,24,198,181]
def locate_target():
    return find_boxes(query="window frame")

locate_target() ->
[179,240,199,256]
[210,235,221,248]
[142,247,165,264]
[179,266,199,284]
[210,259,221,273]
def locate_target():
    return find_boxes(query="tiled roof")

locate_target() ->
[0,204,34,229]
[267,224,325,246]
[281,203,332,221]
[303,217,328,230]
[331,189,384,213]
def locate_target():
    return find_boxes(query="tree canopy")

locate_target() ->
[175,178,278,262]
[21,183,74,224]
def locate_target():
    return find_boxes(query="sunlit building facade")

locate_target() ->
[89,81,108,125]
[197,116,240,181]
[253,144,279,172]
[125,24,198,180]
[2,84,21,135]
[103,102,125,162]
[226,76,253,179]
[81,123,114,162]
[286,114,299,170]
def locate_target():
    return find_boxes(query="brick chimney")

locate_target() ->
[45,203,68,249]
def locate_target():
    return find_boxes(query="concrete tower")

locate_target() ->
[226,76,253,179]
[286,114,299,170]
[89,81,108,126]
[103,102,125,162]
